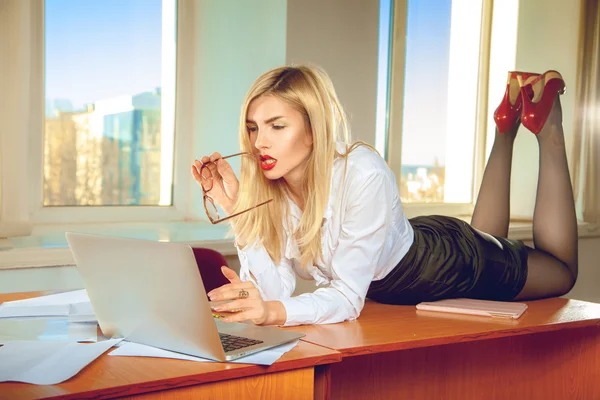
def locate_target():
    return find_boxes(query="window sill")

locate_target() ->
[0,221,237,270]
[454,216,599,242]
[1,219,598,271]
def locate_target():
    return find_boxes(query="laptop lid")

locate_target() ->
[65,232,303,361]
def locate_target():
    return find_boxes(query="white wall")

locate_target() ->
[286,0,380,145]
[189,0,288,218]
[510,0,582,218]
[509,0,600,303]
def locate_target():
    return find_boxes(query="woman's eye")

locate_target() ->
[273,125,285,130]
[247,126,257,133]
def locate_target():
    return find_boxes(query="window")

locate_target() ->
[385,0,490,213]
[34,0,179,222]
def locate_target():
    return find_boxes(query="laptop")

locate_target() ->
[65,232,304,361]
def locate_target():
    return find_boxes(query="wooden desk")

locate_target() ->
[288,298,600,400]
[0,292,341,400]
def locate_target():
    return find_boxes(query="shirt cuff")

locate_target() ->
[279,296,316,326]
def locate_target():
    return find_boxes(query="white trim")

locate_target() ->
[159,0,177,206]
[28,0,44,224]
[443,0,483,203]
[2,220,598,271]
[171,0,201,220]
[0,239,237,270]
[386,0,407,187]
[29,0,186,224]
[0,220,238,269]
[0,0,38,238]
[386,0,485,211]
[375,0,393,157]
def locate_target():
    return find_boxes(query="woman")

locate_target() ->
[191,65,577,326]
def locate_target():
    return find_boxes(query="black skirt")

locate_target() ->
[366,215,529,305]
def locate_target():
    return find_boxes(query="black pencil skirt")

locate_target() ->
[366,215,529,305]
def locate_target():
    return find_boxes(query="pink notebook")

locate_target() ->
[416,298,528,319]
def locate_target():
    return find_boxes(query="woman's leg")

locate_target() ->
[515,95,578,299]
[470,125,518,237]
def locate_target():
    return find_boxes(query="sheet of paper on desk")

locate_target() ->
[2,289,90,307]
[0,304,70,318]
[109,340,300,366]
[0,338,122,385]
[0,289,96,322]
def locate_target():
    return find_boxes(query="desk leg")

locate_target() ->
[124,367,314,400]
[314,364,332,400]
[329,326,600,400]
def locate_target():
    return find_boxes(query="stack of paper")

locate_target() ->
[0,289,96,322]
[0,290,98,344]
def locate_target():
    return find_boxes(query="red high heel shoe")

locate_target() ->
[518,70,566,134]
[493,71,538,134]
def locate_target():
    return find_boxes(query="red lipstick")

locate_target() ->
[260,155,277,171]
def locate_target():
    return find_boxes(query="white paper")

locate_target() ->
[0,304,70,318]
[0,338,122,385]
[0,290,96,322]
[2,290,89,307]
[109,340,299,366]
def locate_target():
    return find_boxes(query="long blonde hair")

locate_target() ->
[231,65,355,267]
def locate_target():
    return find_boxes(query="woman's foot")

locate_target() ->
[536,94,565,147]
[519,70,566,135]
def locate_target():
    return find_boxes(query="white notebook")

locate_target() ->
[416,298,528,319]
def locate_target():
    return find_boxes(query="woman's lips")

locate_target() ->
[260,155,277,171]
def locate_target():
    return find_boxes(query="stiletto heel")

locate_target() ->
[518,70,566,134]
[493,71,538,134]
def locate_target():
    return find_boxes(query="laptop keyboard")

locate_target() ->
[219,333,264,353]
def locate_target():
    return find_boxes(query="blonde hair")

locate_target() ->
[232,65,364,267]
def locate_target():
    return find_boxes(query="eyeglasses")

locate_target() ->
[200,152,273,224]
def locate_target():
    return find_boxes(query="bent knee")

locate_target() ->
[521,250,577,299]
[560,263,577,295]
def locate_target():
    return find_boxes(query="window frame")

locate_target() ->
[26,0,198,225]
[385,0,494,218]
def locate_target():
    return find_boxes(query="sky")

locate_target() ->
[45,0,163,109]
[45,0,451,167]
[401,0,452,166]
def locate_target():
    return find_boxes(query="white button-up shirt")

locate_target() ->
[237,144,414,326]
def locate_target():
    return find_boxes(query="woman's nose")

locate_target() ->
[254,130,270,149]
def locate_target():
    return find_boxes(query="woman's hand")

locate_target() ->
[191,152,239,215]
[207,266,286,326]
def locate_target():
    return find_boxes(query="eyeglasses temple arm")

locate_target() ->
[212,199,273,224]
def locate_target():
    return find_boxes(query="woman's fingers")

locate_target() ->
[215,159,237,183]
[213,299,250,313]
[221,266,241,284]
[221,309,259,323]
[209,152,223,163]
[191,164,202,182]
[215,299,267,324]
[208,282,258,301]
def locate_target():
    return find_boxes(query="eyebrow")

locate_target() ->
[246,116,284,124]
